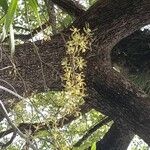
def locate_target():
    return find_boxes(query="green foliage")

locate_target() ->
[0,0,42,54]
[88,0,97,6]
[91,142,96,150]
[5,0,18,32]
[0,0,18,56]
[0,0,18,41]
[0,0,8,13]
[57,11,73,29]
[26,0,41,24]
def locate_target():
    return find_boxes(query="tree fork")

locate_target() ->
[0,0,150,147]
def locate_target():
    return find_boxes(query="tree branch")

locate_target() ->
[1,0,150,107]
[93,70,150,145]
[93,123,134,150]
[51,0,85,17]
[14,22,49,41]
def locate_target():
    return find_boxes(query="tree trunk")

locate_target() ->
[1,0,150,146]
[96,123,133,150]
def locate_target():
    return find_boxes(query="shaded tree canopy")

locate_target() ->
[0,0,150,149]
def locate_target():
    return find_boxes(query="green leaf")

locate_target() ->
[0,0,8,13]
[0,14,6,25]
[88,0,96,6]
[27,0,41,24]
[5,0,18,32]
[0,15,6,41]
[0,0,18,42]
[91,142,96,150]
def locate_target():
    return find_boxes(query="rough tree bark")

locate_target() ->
[0,0,150,149]
[95,123,133,150]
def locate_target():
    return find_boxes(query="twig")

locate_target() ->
[0,66,12,71]
[0,79,17,93]
[0,100,38,150]
[0,85,24,100]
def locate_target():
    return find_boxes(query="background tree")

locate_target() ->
[0,0,150,149]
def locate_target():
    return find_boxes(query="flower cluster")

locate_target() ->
[61,26,92,116]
